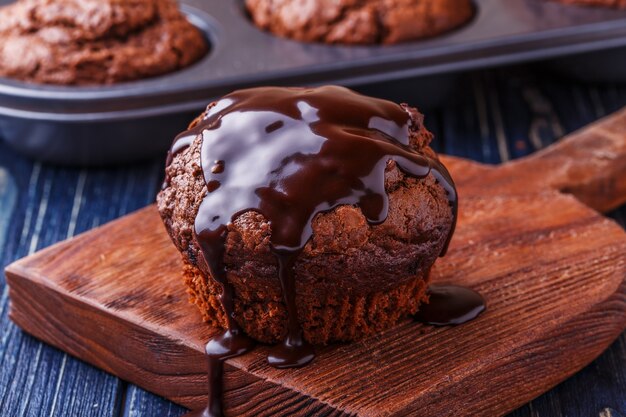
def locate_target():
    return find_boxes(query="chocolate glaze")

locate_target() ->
[266,251,316,369]
[414,285,485,326]
[168,86,460,416]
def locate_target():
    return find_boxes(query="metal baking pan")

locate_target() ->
[544,44,626,82]
[1,0,626,166]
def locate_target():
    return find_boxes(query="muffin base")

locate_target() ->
[182,258,430,345]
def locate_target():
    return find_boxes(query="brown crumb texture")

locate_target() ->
[183,257,430,344]
[157,103,454,344]
[245,0,474,45]
[0,0,209,85]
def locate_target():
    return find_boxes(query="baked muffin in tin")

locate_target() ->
[245,0,474,45]
[0,0,208,85]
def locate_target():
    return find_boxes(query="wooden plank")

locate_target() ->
[5,108,626,416]
[0,153,167,417]
[0,161,124,417]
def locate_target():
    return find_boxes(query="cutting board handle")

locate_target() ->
[506,107,626,213]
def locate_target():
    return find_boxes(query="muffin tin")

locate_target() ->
[1,0,626,165]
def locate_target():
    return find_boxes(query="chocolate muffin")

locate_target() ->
[157,86,457,345]
[245,0,474,45]
[553,0,626,7]
[0,0,208,85]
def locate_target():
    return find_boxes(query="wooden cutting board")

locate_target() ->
[6,108,626,417]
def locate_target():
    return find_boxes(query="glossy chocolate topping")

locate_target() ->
[170,86,460,417]
[414,285,486,326]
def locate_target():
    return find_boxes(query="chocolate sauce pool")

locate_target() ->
[164,86,483,417]
[414,285,486,326]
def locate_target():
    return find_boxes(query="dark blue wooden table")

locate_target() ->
[0,67,625,417]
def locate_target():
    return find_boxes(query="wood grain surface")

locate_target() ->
[5,104,626,416]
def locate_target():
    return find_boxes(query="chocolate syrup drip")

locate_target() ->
[266,251,315,368]
[182,234,255,417]
[183,329,254,417]
[414,285,485,326]
[170,86,459,417]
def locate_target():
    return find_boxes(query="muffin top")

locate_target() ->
[245,0,474,44]
[0,0,208,85]
[158,86,456,294]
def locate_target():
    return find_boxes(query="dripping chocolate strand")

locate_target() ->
[430,166,458,256]
[267,251,315,368]
[181,227,255,417]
